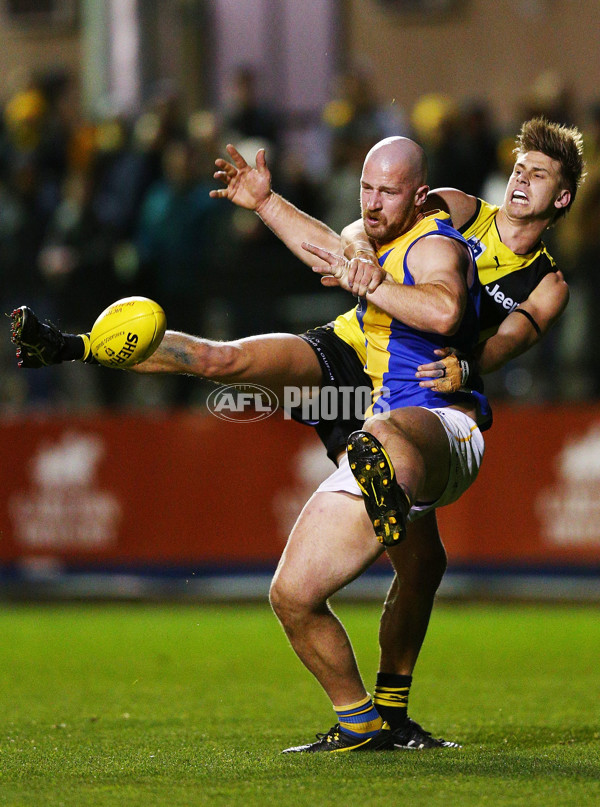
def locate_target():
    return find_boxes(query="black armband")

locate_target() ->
[513,308,541,336]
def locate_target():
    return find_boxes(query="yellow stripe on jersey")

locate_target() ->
[333,305,367,364]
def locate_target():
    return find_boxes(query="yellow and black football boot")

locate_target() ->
[347,430,410,546]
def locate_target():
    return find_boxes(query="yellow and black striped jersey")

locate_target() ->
[461,198,556,340]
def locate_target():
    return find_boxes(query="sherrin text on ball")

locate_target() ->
[90,297,166,368]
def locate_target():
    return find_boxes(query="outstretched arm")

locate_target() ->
[210,144,341,265]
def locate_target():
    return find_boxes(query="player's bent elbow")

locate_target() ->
[433,306,462,337]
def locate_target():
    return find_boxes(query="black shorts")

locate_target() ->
[290,323,373,464]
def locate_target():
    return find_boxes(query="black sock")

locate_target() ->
[61,333,87,361]
[374,672,412,729]
[61,333,98,363]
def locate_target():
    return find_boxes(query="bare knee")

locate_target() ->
[269,577,323,633]
[363,415,402,444]
[269,577,303,625]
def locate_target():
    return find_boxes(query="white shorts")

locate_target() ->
[315,407,484,522]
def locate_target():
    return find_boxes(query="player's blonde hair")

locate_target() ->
[514,117,586,219]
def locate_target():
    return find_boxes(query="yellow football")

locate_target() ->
[90,296,166,368]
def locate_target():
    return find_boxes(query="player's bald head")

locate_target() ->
[363,136,428,188]
[360,136,430,244]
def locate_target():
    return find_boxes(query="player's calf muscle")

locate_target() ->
[226,334,322,386]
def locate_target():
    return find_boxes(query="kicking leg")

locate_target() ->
[10,307,325,398]
[133,331,323,399]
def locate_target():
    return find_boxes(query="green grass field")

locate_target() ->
[0,601,598,807]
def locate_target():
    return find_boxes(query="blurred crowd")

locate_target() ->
[2,65,600,411]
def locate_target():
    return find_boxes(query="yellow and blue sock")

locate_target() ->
[335,694,383,739]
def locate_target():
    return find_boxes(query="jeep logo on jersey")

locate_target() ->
[485,282,519,313]
[207,384,279,422]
